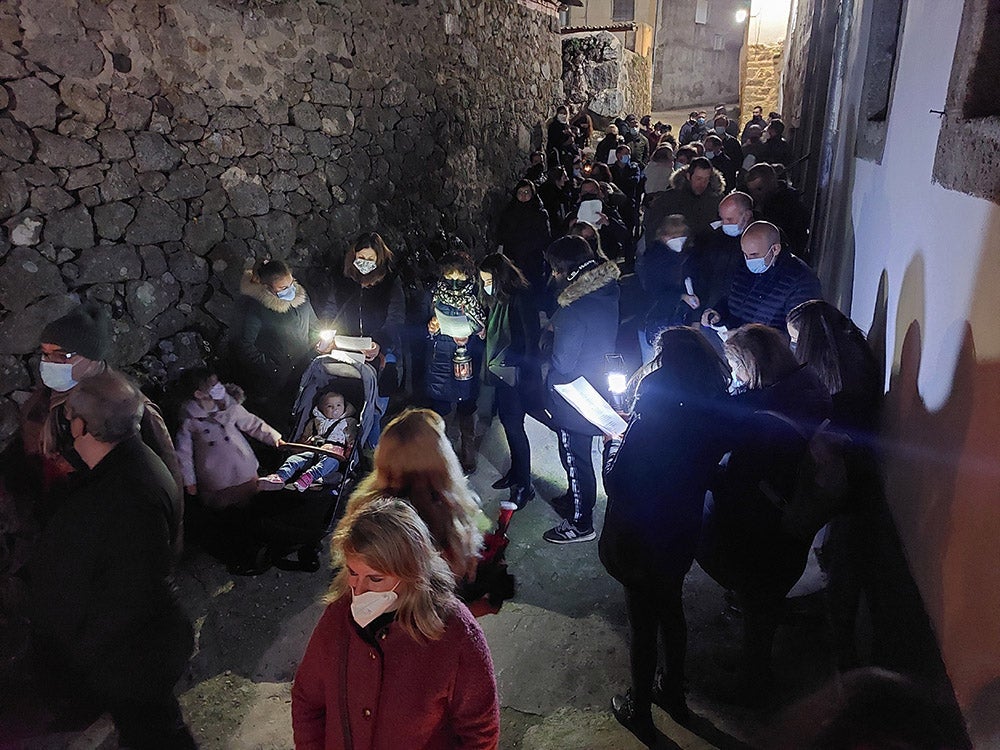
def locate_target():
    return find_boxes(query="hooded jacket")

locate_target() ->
[546,259,621,435]
[645,166,727,237]
[234,270,319,393]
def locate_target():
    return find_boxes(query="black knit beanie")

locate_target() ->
[40,303,113,361]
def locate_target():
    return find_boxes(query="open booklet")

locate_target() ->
[553,377,628,437]
[333,335,373,352]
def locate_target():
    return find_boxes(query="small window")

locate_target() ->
[612,0,635,22]
[695,0,709,24]
[962,1,1000,118]
[856,0,906,163]
[713,33,725,51]
[933,0,1000,204]
[559,8,569,26]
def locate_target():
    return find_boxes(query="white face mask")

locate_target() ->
[722,223,742,237]
[354,258,377,275]
[208,382,227,400]
[557,114,568,124]
[484,282,494,296]
[40,361,77,392]
[351,582,400,628]
[665,236,686,253]
[276,283,297,301]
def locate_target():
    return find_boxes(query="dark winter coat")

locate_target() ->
[601,382,728,587]
[645,166,727,237]
[740,116,767,142]
[234,271,319,396]
[546,260,621,435]
[595,134,621,165]
[698,365,832,596]
[320,272,405,355]
[685,226,746,314]
[720,132,744,166]
[497,196,551,287]
[708,151,738,194]
[537,179,573,235]
[716,249,822,329]
[28,436,193,704]
[759,135,793,168]
[483,288,544,412]
[636,239,689,339]
[292,598,499,750]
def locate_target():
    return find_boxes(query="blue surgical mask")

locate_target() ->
[714,126,726,135]
[40,361,77,392]
[745,251,773,274]
[789,339,798,354]
[722,224,742,237]
[276,283,297,301]
[619,154,630,165]
[705,150,717,160]
[697,117,706,125]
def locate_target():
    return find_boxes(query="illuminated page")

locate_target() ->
[553,377,628,437]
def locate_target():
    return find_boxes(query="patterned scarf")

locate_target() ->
[432,278,487,333]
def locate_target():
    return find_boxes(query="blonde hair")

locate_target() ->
[327,498,457,641]
[344,409,482,579]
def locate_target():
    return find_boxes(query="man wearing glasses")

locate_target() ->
[19,303,184,553]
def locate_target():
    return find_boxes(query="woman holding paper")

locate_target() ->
[424,252,488,472]
[600,328,730,742]
[543,235,620,544]
[478,253,543,510]
[320,232,406,393]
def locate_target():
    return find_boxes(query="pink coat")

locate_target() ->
[174,394,281,494]
[292,598,500,750]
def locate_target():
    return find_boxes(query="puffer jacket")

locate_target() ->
[233,271,319,395]
[716,249,822,329]
[546,259,621,435]
[174,390,282,502]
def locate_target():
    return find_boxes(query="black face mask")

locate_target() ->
[443,278,465,291]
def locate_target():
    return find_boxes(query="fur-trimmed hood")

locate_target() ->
[557,259,621,308]
[668,164,727,196]
[240,269,309,313]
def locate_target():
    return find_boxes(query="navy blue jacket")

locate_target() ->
[717,250,821,329]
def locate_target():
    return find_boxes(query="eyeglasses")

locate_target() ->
[40,349,77,362]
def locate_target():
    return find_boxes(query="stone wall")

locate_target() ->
[563,31,652,127]
[0,0,562,448]
[740,43,784,122]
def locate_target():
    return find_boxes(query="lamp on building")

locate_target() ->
[735,7,749,23]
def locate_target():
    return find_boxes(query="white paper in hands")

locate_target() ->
[577,199,603,226]
[437,310,475,338]
[333,335,373,352]
[553,377,628,438]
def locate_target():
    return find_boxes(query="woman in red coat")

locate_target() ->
[291,498,500,750]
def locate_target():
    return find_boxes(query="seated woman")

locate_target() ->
[292,498,500,749]
[697,323,831,699]
[601,328,731,743]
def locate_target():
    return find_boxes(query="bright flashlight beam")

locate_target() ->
[319,329,335,342]
[608,373,628,395]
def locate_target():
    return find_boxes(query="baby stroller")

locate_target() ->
[253,351,381,571]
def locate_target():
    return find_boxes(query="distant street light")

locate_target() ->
[735,8,749,22]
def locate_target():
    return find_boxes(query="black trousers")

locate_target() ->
[496,382,531,488]
[556,428,596,530]
[624,576,688,709]
[106,696,197,750]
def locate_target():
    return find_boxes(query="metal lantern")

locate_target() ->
[452,344,473,381]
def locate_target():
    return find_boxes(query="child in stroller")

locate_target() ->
[258,389,358,492]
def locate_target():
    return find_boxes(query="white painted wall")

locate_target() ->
[823,0,1000,724]
[749,0,793,45]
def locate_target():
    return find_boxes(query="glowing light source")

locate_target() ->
[319,329,335,344]
[735,8,749,22]
[608,372,628,395]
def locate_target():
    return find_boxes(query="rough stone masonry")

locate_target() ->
[0,0,563,448]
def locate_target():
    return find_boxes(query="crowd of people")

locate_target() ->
[5,100,970,750]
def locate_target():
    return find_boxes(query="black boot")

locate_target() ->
[651,675,690,724]
[611,691,658,747]
[491,470,515,490]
